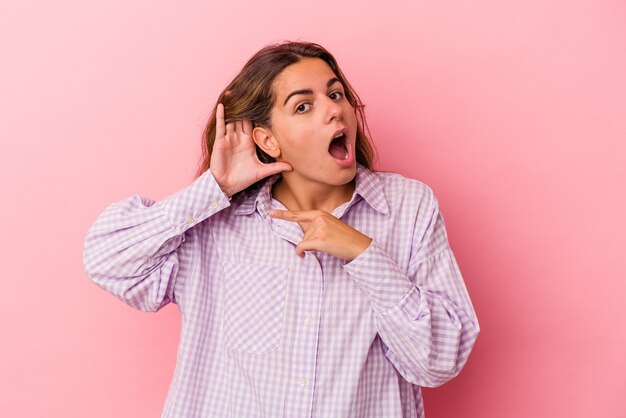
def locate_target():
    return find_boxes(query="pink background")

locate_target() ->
[1,1,625,417]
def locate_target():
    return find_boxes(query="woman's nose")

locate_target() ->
[325,96,342,121]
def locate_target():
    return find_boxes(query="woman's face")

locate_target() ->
[259,58,358,188]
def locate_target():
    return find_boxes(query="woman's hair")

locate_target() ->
[194,40,378,194]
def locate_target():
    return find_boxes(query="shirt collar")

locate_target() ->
[234,163,389,216]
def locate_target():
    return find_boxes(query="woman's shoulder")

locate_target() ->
[366,169,441,230]
[370,169,437,203]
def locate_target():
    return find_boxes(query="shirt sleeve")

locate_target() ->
[82,169,231,312]
[342,190,480,388]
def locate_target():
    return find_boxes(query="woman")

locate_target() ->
[83,40,480,418]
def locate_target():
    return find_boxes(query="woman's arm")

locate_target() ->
[83,103,291,312]
[82,169,231,312]
[342,190,480,388]
[268,187,480,387]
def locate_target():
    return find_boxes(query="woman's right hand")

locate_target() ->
[210,103,292,198]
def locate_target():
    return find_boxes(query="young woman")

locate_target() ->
[83,40,480,418]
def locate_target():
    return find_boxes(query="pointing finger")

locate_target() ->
[267,210,293,220]
[268,210,318,222]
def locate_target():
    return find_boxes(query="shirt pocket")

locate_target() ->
[221,260,288,354]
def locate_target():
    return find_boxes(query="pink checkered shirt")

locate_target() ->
[83,163,479,417]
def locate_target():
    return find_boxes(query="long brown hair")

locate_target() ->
[195,40,378,195]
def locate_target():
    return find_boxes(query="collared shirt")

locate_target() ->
[83,163,480,418]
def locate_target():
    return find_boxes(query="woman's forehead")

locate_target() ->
[273,59,339,105]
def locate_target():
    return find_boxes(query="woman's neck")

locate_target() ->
[271,172,356,214]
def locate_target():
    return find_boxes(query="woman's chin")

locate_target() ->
[282,164,356,187]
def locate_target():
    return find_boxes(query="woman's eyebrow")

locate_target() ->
[283,77,341,106]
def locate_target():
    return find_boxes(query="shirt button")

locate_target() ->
[209,201,218,209]
[186,215,196,223]
[299,378,308,387]
[304,316,312,325]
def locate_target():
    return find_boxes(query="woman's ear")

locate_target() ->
[252,126,281,158]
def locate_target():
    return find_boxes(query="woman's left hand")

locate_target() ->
[268,209,372,262]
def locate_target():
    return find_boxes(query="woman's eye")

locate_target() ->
[296,103,310,113]
[330,91,343,100]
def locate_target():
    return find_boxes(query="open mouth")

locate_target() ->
[328,132,349,160]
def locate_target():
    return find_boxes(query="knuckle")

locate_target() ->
[315,216,329,225]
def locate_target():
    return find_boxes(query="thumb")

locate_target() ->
[259,162,293,178]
